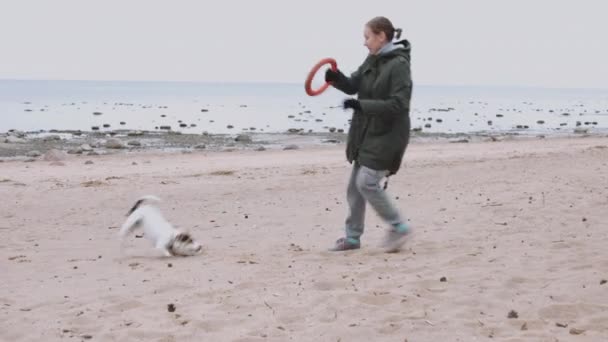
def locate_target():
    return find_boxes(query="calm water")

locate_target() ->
[1,79,607,135]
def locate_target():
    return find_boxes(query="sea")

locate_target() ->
[1,79,607,136]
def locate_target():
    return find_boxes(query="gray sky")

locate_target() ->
[1,0,606,88]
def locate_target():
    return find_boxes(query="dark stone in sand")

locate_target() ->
[412,127,422,132]
[337,129,344,133]
[496,114,504,118]
[288,128,302,133]
[507,310,519,319]
[179,123,187,128]
[178,120,183,123]
[537,120,545,124]
[235,134,252,143]
[227,125,234,129]
[284,144,299,150]
[315,119,323,122]
[161,114,166,117]
[91,126,100,131]
[167,304,176,312]
[576,121,582,126]
[487,121,493,125]
[436,119,443,123]
[329,127,336,133]
[600,279,607,285]
[562,113,570,116]
[103,124,111,128]
[424,124,432,128]
[255,146,266,152]
[26,150,42,158]
[240,105,248,108]
[160,126,171,130]
[440,277,447,282]
[201,109,209,112]
[93,112,102,116]
[288,115,295,118]
[190,124,197,127]
[560,123,567,126]
[120,122,126,125]
[67,148,83,154]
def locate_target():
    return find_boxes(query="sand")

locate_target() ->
[1,136,607,341]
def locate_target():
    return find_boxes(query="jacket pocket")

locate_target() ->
[368,116,393,136]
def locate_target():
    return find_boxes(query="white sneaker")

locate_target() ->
[381,223,412,253]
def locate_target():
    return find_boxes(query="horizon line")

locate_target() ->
[1,78,607,92]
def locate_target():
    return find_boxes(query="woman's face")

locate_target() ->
[364,26,387,55]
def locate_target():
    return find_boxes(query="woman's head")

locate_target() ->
[364,16,402,55]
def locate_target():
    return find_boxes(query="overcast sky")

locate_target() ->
[1,0,606,88]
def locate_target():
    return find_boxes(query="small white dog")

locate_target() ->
[119,195,202,257]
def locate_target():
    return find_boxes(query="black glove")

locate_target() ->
[343,98,361,111]
[325,68,341,83]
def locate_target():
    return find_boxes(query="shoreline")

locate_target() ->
[2,127,606,160]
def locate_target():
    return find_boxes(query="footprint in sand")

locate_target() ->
[81,180,110,188]
[8,255,31,263]
[102,299,145,313]
[539,303,608,322]
[312,280,346,291]
[356,292,400,306]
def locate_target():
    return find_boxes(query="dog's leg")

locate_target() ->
[156,239,174,257]
[119,213,142,239]
[118,213,143,255]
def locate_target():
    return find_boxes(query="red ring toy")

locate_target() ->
[305,58,338,96]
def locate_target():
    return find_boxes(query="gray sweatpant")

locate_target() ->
[344,163,404,240]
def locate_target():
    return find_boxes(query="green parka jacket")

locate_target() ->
[332,39,412,175]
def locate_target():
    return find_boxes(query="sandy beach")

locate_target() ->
[1,135,607,341]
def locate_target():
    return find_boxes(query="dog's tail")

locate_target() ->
[127,195,161,216]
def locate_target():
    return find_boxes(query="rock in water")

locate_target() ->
[235,134,252,143]
[5,136,26,143]
[43,149,67,162]
[105,138,125,149]
[26,150,41,158]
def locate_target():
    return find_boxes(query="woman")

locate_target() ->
[326,16,413,252]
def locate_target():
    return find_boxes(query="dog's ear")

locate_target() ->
[127,199,145,216]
